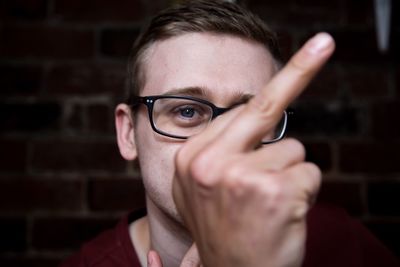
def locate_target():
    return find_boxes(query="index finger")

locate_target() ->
[180,244,201,267]
[219,32,335,151]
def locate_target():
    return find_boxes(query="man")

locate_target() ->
[61,1,399,266]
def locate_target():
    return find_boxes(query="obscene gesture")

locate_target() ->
[149,33,335,267]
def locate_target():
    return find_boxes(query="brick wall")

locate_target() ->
[0,0,399,265]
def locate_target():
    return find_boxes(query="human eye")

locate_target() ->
[170,104,209,126]
[154,98,212,131]
[175,105,199,118]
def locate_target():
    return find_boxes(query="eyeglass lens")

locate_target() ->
[151,97,286,142]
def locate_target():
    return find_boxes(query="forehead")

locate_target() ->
[141,33,276,102]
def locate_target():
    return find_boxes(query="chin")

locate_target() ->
[145,187,186,226]
[163,204,185,226]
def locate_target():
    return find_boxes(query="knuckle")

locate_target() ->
[188,149,218,186]
[284,138,306,161]
[291,201,309,220]
[246,97,277,122]
[221,162,258,197]
[224,162,247,182]
[303,162,322,184]
[223,173,247,196]
[261,174,309,219]
[260,175,287,208]
[288,56,314,77]
[181,258,200,267]
[175,146,190,173]
[265,177,286,200]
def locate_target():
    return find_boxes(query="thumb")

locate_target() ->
[147,250,163,267]
[180,243,202,267]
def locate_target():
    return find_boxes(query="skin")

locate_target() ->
[115,32,335,267]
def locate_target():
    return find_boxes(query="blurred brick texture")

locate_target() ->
[0,0,399,265]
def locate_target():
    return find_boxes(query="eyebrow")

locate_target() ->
[163,86,210,97]
[162,86,254,106]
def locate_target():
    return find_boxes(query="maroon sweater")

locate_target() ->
[60,204,399,267]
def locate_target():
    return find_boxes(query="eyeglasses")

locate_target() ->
[130,95,289,144]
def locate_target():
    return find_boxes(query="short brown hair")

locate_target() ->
[127,0,282,99]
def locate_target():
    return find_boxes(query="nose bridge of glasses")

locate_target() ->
[139,95,289,141]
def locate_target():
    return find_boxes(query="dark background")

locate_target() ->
[0,0,399,265]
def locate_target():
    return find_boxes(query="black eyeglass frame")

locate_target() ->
[129,95,290,144]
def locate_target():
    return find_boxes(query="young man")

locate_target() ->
[61,1,399,266]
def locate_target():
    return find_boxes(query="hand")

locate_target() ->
[147,244,202,267]
[172,33,335,267]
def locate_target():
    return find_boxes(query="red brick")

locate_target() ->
[0,139,28,172]
[45,63,126,96]
[397,68,400,95]
[294,0,346,9]
[304,142,332,172]
[0,217,26,252]
[0,102,61,132]
[288,103,361,136]
[245,6,287,27]
[247,0,296,9]
[31,139,125,172]
[100,28,140,58]
[345,0,374,26]
[1,0,48,20]
[302,65,339,98]
[87,104,112,133]
[32,216,117,249]
[343,66,390,97]
[339,142,400,173]
[0,65,42,95]
[142,0,170,14]
[367,181,400,216]
[88,177,145,211]
[0,25,94,59]
[330,30,397,64]
[53,0,145,22]
[66,104,84,132]
[389,29,400,61]
[248,0,345,27]
[275,30,294,62]
[0,179,83,212]
[371,101,400,139]
[317,181,364,216]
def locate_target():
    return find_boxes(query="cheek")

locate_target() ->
[135,116,183,214]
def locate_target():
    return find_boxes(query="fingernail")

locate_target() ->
[306,32,333,54]
[147,252,153,266]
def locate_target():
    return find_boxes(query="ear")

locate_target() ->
[115,104,137,160]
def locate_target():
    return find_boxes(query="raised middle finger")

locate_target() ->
[215,33,335,152]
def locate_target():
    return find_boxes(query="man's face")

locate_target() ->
[134,32,277,222]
